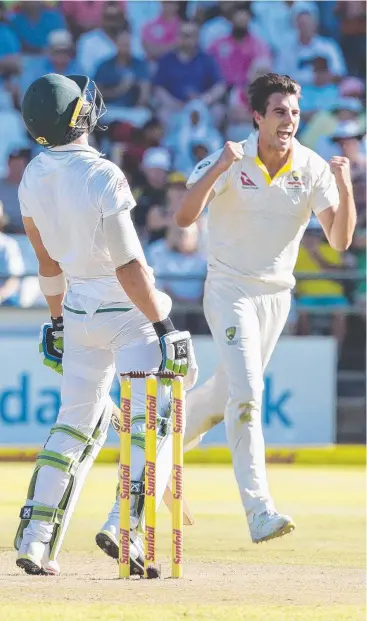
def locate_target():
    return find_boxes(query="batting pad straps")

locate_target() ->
[131,432,145,450]
[50,424,94,445]
[131,414,170,439]
[37,449,78,475]
[49,423,102,456]
[19,504,64,525]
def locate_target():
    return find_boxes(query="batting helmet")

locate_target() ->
[21,73,106,148]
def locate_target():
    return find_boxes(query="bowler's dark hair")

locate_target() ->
[248,73,301,129]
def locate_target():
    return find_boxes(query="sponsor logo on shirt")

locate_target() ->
[240,172,257,188]
[197,160,211,171]
[286,170,305,191]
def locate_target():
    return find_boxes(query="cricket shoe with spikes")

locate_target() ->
[96,524,147,577]
[250,510,295,543]
[16,538,60,576]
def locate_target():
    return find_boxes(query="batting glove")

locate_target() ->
[39,317,64,375]
[153,318,198,390]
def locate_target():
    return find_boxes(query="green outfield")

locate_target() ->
[0,463,365,621]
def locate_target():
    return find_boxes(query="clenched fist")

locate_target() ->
[330,156,352,190]
[215,141,244,173]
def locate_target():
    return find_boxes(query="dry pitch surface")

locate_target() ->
[0,463,365,621]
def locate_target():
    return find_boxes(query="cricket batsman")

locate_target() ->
[176,73,357,543]
[14,73,197,576]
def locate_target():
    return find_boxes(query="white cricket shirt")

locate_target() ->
[187,131,340,292]
[19,143,137,310]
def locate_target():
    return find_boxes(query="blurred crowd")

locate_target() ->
[0,0,365,350]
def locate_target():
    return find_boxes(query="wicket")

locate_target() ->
[119,371,184,579]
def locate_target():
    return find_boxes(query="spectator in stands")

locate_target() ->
[336,1,366,78]
[295,218,353,351]
[198,1,236,50]
[330,121,366,228]
[76,1,128,77]
[186,0,218,23]
[10,1,66,54]
[300,56,340,123]
[145,171,187,243]
[250,1,315,59]
[0,1,21,84]
[317,0,341,40]
[95,26,150,126]
[315,112,365,162]
[146,223,207,305]
[142,1,181,61]
[0,147,30,233]
[0,89,29,179]
[0,200,24,306]
[109,116,165,179]
[209,2,271,89]
[20,29,83,99]
[166,99,222,176]
[133,146,170,242]
[62,0,125,39]
[339,76,365,102]
[226,57,272,141]
[124,0,161,59]
[154,20,225,127]
[275,6,347,86]
[301,96,365,154]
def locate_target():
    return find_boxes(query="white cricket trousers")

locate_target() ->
[190,277,291,521]
[23,303,171,551]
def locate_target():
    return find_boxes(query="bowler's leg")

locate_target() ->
[205,288,273,521]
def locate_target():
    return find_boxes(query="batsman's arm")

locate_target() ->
[116,259,167,323]
[104,210,169,323]
[22,216,65,318]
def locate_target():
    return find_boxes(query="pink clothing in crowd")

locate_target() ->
[229,86,252,114]
[62,1,125,30]
[142,14,180,49]
[209,33,271,87]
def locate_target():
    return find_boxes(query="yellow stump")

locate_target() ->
[145,375,157,577]
[172,377,184,578]
[119,377,131,579]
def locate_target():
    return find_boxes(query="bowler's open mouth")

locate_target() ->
[277,130,292,140]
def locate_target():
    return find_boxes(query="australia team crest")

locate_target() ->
[225,327,238,345]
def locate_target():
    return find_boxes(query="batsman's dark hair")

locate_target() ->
[248,73,301,129]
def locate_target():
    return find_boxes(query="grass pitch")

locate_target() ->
[0,463,365,621]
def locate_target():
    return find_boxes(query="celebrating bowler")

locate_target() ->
[177,73,356,543]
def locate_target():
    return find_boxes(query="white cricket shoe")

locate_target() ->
[96,522,146,577]
[16,538,60,576]
[250,510,295,543]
